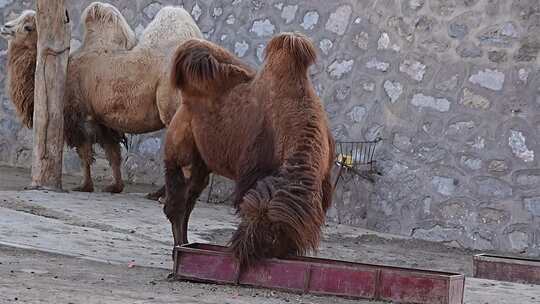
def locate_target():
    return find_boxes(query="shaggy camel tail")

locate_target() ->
[230,116,327,266]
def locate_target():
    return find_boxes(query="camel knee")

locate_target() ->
[102,143,122,172]
[104,143,122,163]
[76,143,94,166]
[163,160,189,222]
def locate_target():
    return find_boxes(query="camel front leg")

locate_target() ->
[164,160,189,247]
[163,105,196,248]
[182,155,210,244]
[102,141,125,193]
[73,142,94,192]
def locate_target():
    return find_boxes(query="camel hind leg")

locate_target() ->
[322,134,336,212]
[101,141,125,193]
[321,173,333,212]
[96,126,125,194]
[73,142,94,192]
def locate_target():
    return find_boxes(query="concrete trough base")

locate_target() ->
[174,243,465,304]
[473,254,540,285]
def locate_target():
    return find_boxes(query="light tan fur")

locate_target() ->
[71,4,203,133]
[2,10,37,128]
[80,2,137,51]
[2,3,202,195]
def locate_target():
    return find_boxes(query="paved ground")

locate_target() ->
[0,166,539,303]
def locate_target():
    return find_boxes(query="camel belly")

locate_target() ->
[98,104,164,134]
[88,84,165,133]
[100,115,164,134]
[191,126,239,181]
[77,54,167,134]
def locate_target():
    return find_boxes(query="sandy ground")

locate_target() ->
[0,165,157,193]
[0,166,539,304]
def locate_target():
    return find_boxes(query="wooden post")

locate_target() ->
[30,0,70,190]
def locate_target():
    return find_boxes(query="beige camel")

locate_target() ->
[1,3,202,194]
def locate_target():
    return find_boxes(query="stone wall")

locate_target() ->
[1,0,539,256]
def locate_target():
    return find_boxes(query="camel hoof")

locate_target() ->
[145,186,165,201]
[72,184,94,192]
[145,191,161,201]
[103,183,124,194]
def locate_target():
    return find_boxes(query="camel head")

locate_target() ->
[81,2,136,51]
[0,10,37,50]
[171,38,255,96]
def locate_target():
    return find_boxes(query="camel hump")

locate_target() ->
[264,32,317,68]
[81,2,137,50]
[138,6,203,50]
[171,39,252,94]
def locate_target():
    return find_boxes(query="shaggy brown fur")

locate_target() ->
[165,33,335,266]
[2,4,202,195]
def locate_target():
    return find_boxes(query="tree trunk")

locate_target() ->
[30,0,70,190]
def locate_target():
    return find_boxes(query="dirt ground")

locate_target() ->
[0,165,157,193]
[0,166,539,304]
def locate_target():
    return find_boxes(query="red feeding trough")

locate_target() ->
[473,253,540,285]
[173,243,465,304]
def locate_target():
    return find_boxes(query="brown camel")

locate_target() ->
[165,32,335,266]
[1,3,202,194]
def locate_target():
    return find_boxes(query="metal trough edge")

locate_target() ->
[473,253,540,285]
[173,243,465,304]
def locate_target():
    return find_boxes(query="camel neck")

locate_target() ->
[8,41,36,62]
[8,42,37,88]
[7,42,37,128]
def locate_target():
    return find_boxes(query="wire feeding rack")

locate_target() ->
[333,138,382,188]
